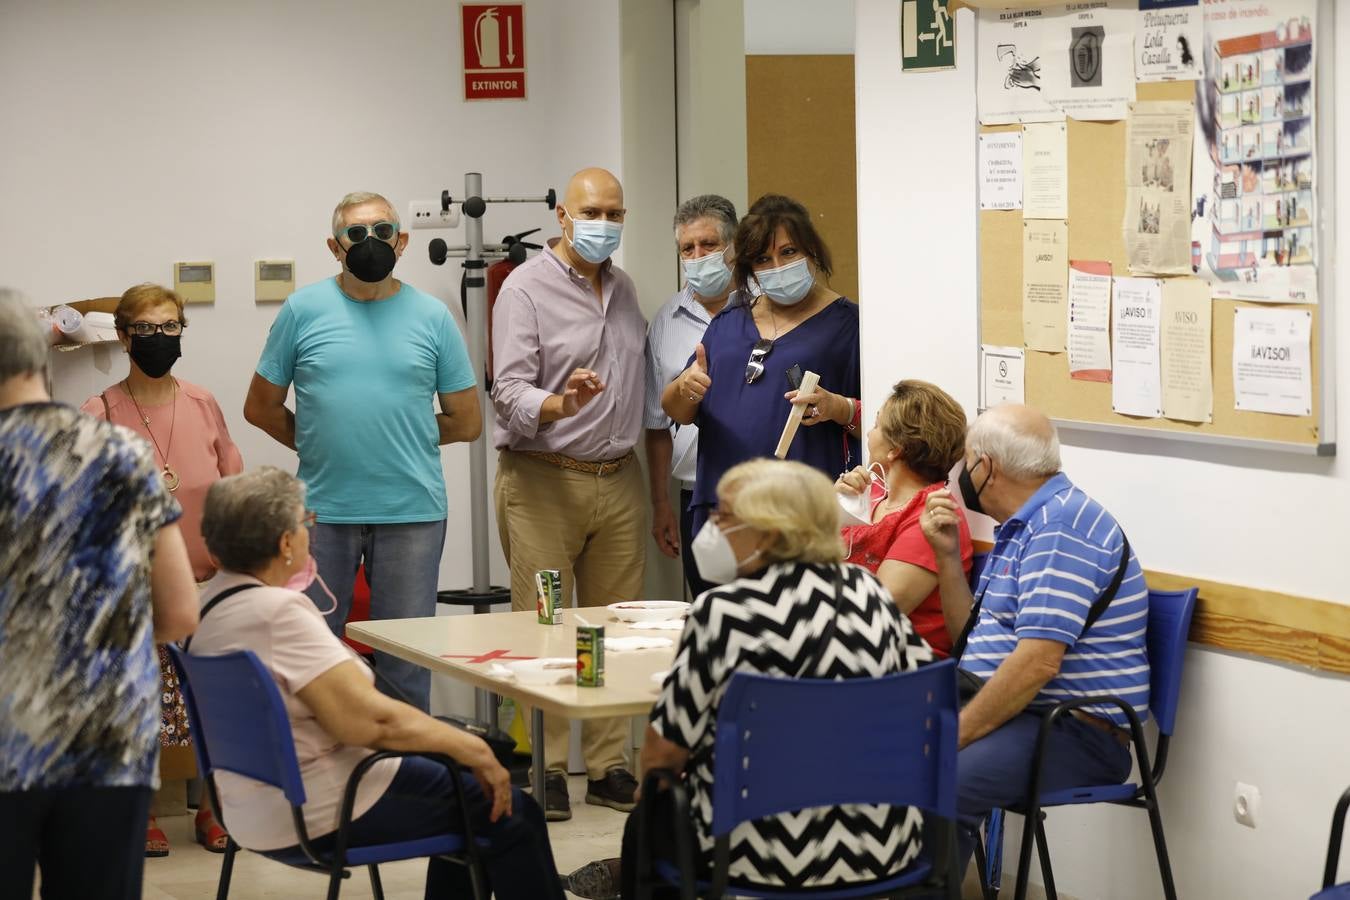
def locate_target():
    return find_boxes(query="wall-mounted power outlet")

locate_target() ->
[1234,781,1261,828]
[409,200,460,230]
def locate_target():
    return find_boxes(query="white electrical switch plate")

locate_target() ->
[174,261,215,304]
[255,259,295,303]
[1233,782,1261,829]
[409,200,460,230]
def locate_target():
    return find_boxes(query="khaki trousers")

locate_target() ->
[494,450,647,778]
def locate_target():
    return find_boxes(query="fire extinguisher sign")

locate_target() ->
[462,4,526,100]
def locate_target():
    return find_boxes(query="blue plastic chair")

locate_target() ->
[1312,786,1350,898]
[634,659,962,899]
[993,587,1198,900]
[166,646,487,900]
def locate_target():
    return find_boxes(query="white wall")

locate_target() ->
[1,0,622,600]
[855,2,1350,898]
[744,0,854,55]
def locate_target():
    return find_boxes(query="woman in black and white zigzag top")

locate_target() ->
[569,458,935,898]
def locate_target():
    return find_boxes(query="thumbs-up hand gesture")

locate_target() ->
[677,343,712,405]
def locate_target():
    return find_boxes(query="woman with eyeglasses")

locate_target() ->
[81,282,243,857]
[661,194,861,544]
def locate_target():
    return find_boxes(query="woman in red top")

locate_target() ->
[836,380,972,656]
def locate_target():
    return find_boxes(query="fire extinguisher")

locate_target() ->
[459,227,542,387]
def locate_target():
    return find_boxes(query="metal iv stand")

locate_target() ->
[427,173,555,730]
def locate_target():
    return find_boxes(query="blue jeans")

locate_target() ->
[309,520,447,712]
[956,711,1133,872]
[266,756,564,900]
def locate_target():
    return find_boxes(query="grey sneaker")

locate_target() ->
[543,772,571,822]
[566,858,621,899]
[585,767,638,812]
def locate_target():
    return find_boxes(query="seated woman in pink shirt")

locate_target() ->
[836,380,973,657]
[81,282,243,855]
[192,467,562,899]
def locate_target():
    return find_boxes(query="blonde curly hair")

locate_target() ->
[717,458,843,565]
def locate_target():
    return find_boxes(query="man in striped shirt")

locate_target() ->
[921,404,1148,872]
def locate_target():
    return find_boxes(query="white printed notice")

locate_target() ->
[1022,122,1068,220]
[1136,0,1203,83]
[979,133,1023,210]
[1111,277,1163,418]
[976,7,1064,125]
[1037,1,1137,122]
[981,345,1026,408]
[1232,307,1312,416]
[1160,279,1213,423]
[1068,260,1112,381]
[1023,219,1068,352]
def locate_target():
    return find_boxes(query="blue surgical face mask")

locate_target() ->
[565,211,623,264]
[682,249,733,299]
[754,257,814,305]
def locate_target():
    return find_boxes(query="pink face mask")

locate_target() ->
[285,555,338,616]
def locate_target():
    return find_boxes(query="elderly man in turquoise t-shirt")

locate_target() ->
[244,191,481,712]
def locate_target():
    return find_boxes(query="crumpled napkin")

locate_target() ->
[629,619,685,631]
[604,636,674,652]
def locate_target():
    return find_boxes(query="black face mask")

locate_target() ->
[957,457,988,517]
[128,333,181,379]
[343,238,397,283]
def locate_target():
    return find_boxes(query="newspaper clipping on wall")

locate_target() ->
[1125,100,1194,275]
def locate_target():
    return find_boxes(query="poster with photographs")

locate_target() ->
[1125,101,1194,275]
[1191,0,1318,303]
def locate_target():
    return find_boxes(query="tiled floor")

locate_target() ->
[34,776,1005,898]
[108,777,620,900]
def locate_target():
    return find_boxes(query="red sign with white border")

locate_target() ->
[462,4,526,101]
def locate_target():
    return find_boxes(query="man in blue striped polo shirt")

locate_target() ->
[921,403,1148,872]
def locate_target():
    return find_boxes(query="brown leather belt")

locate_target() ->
[517,449,636,477]
[1070,709,1130,746]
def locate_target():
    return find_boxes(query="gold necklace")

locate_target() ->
[124,378,180,492]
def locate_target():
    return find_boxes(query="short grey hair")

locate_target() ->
[332,191,399,235]
[0,288,48,382]
[202,466,307,573]
[673,194,738,245]
[967,409,1062,479]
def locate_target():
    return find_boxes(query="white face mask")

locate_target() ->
[754,257,814,305]
[682,248,733,299]
[838,463,889,528]
[691,520,758,585]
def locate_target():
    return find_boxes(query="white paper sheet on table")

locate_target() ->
[630,619,685,632]
[1022,123,1067,220]
[1111,277,1163,418]
[980,132,1023,211]
[604,636,674,652]
[1232,307,1313,416]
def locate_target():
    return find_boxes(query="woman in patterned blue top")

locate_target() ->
[0,289,199,900]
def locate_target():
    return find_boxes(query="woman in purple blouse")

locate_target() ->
[662,194,862,539]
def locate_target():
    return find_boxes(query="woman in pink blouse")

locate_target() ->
[82,283,243,856]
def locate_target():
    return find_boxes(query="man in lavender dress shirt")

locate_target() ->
[491,168,648,821]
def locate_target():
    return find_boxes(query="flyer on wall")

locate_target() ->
[1136,0,1204,83]
[1190,0,1318,303]
[976,3,1135,125]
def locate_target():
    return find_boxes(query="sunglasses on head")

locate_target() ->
[338,221,399,244]
[744,338,774,384]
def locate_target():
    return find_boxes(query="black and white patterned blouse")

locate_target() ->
[649,560,935,888]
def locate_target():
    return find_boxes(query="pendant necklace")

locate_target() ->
[124,378,180,492]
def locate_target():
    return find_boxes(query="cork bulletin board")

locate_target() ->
[978,73,1335,454]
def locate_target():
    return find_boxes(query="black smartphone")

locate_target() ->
[785,364,803,391]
